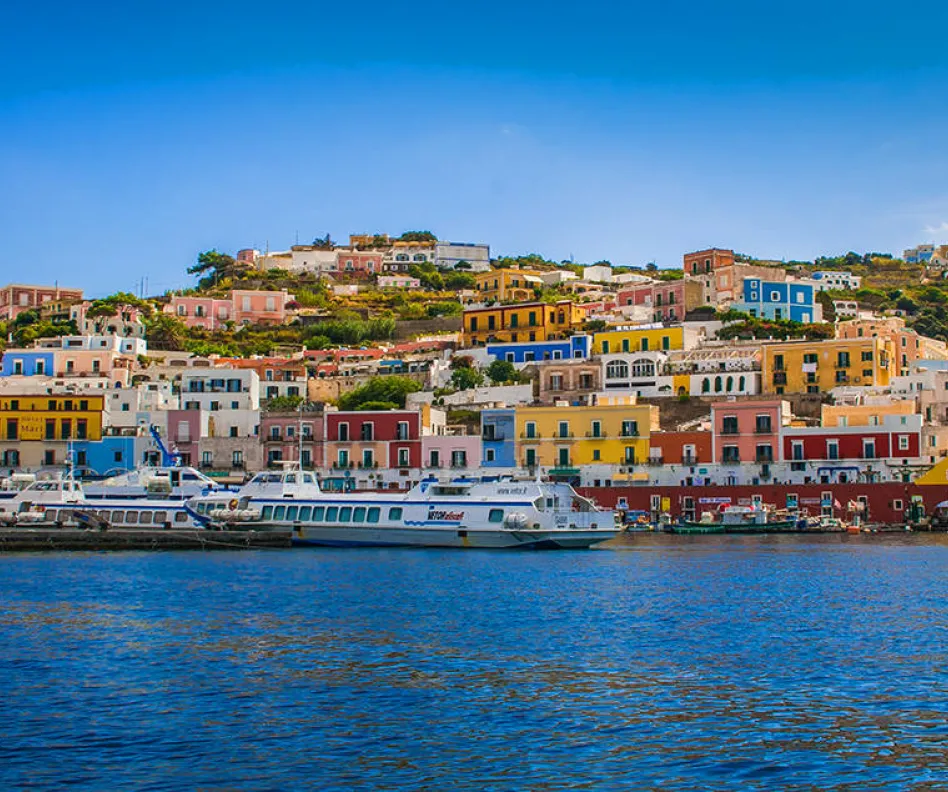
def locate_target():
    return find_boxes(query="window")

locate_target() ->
[389,507,403,521]
[360,422,374,441]
[312,507,325,521]
[557,421,570,438]
[396,422,409,440]
[722,446,740,463]
[721,416,738,434]
[485,448,495,462]
[367,507,380,523]
[338,422,349,441]
[606,360,628,380]
[827,440,839,460]
[549,374,563,391]
[773,354,784,371]
[755,415,772,433]
[863,440,876,459]
[898,435,909,451]
[756,444,773,463]
[792,441,804,461]
[488,509,504,523]
[861,351,873,362]
[601,340,610,354]
[339,507,352,522]
[397,448,410,467]
[591,420,602,438]
[524,422,537,439]
[621,420,638,437]
[837,352,851,368]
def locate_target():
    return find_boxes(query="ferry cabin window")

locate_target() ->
[274,506,286,521]
[139,512,152,524]
[262,505,273,520]
[153,511,167,524]
[303,474,315,484]
[313,506,325,521]
[126,512,138,524]
[368,507,381,523]
[339,507,352,522]
[299,506,312,521]
[489,509,504,523]
[353,507,366,523]
[286,506,299,521]
[175,512,189,523]
[112,511,125,523]
[388,507,403,521]
[326,506,339,522]
[285,474,297,484]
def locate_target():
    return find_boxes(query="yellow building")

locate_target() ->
[593,326,685,355]
[514,401,659,470]
[821,400,917,428]
[462,301,584,346]
[473,268,544,304]
[761,338,895,395]
[0,394,105,442]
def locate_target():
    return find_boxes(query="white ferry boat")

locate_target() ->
[187,467,620,549]
[81,466,232,501]
[0,478,200,530]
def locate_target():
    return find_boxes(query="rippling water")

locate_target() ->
[1,534,946,791]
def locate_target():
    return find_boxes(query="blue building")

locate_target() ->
[0,350,55,377]
[732,279,820,323]
[480,408,516,468]
[485,334,591,366]
[71,437,139,476]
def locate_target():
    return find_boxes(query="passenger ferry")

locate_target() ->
[188,466,620,549]
[0,478,200,530]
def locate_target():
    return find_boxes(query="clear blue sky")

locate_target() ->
[2,1,947,296]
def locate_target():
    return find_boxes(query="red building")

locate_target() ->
[0,283,84,321]
[324,410,422,470]
[711,400,788,464]
[334,250,382,279]
[683,248,735,277]
[782,416,922,463]
[649,431,712,465]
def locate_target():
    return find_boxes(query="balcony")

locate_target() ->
[720,426,739,435]
[555,433,575,439]
[620,430,639,438]
[648,456,664,466]
[520,432,541,439]
[755,453,774,464]
[754,425,772,435]
[585,432,606,439]
[681,455,698,465]
[722,456,741,465]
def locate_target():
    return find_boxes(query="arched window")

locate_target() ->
[726,375,733,392]
[739,375,746,391]
[714,376,722,392]
[606,360,629,380]
[702,378,710,393]
[413,254,427,262]
[631,358,655,378]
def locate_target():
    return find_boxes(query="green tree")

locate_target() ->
[265,394,304,411]
[337,376,422,410]
[145,313,189,350]
[187,250,250,285]
[486,359,517,384]
[444,272,476,290]
[398,231,438,243]
[451,366,484,390]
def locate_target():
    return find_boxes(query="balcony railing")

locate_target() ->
[754,425,772,434]
[681,455,698,465]
[721,426,739,435]
[722,457,741,465]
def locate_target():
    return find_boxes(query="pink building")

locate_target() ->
[166,289,293,329]
[615,280,701,322]
[334,250,383,279]
[711,399,789,465]
[0,284,84,321]
[165,296,233,330]
[260,410,325,468]
[421,434,481,470]
[231,290,293,326]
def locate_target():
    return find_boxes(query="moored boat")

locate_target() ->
[673,503,800,534]
[187,466,620,549]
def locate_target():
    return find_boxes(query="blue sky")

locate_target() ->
[2,1,947,296]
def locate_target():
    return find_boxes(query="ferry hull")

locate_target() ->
[290,524,617,549]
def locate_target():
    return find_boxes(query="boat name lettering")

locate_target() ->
[496,487,527,495]
[428,509,464,521]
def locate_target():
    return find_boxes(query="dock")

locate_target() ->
[0,529,292,552]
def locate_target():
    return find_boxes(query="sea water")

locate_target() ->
[0,534,945,790]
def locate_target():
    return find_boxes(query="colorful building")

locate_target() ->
[513,402,658,471]
[683,248,734,277]
[483,335,591,366]
[783,414,922,466]
[0,393,105,470]
[711,399,789,467]
[821,400,918,428]
[761,338,895,395]
[480,409,516,467]
[648,431,713,466]
[260,409,324,468]
[835,317,934,375]
[614,280,703,322]
[324,408,430,471]
[462,301,584,346]
[731,278,821,323]
[592,325,686,355]
[472,269,544,303]
[0,284,84,321]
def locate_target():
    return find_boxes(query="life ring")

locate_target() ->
[228,499,239,510]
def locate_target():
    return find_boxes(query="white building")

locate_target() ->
[583,264,613,283]
[812,271,862,291]
[179,368,260,411]
[435,242,491,272]
[36,335,147,357]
